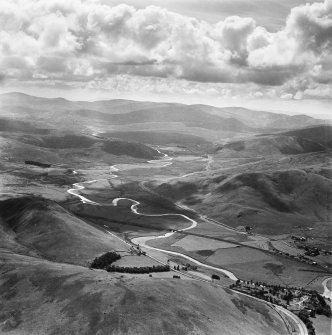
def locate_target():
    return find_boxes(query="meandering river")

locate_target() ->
[67,149,238,280]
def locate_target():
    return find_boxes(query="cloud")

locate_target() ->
[0,0,331,100]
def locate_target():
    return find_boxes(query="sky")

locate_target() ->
[0,0,331,117]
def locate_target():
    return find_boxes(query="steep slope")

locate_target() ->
[3,133,162,162]
[102,139,162,159]
[0,196,127,265]
[283,125,332,148]
[219,135,327,157]
[154,169,332,234]
[0,195,291,335]
[0,251,289,335]
[216,125,332,157]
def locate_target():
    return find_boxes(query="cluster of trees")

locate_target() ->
[90,252,121,269]
[230,280,305,307]
[107,264,170,274]
[173,264,197,271]
[231,288,287,307]
[298,310,315,335]
[307,293,332,317]
[230,279,331,335]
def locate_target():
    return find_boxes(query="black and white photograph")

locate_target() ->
[0,0,331,334]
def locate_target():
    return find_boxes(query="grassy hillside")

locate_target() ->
[0,194,291,335]
[23,134,96,149]
[283,125,332,148]
[154,169,332,234]
[0,117,49,134]
[0,197,128,266]
[193,105,327,129]
[102,140,162,159]
[76,106,251,132]
[217,126,332,157]
[0,251,289,335]
[1,132,162,162]
[101,130,210,146]
[219,135,325,157]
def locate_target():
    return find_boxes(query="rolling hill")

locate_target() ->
[0,251,289,335]
[1,132,162,163]
[1,92,327,133]
[283,125,332,148]
[0,117,49,134]
[76,106,252,132]
[216,125,332,157]
[154,168,332,235]
[0,196,290,335]
[0,196,127,265]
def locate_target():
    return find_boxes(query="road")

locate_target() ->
[273,305,308,335]
[322,277,332,300]
[234,290,308,335]
[67,148,308,335]
[112,196,237,280]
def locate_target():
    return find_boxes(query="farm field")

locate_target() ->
[226,258,327,287]
[188,221,250,243]
[113,255,160,267]
[271,240,305,256]
[171,235,239,251]
[1,91,331,334]
[206,247,273,266]
[312,314,332,335]
[147,235,327,287]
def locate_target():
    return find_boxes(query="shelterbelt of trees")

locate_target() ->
[90,252,121,269]
[90,252,170,273]
[107,265,170,274]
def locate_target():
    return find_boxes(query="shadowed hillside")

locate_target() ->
[216,125,332,157]
[0,117,49,134]
[154,169,332,234]
[0,196,291,335]
[0,197,127,265]
[101,130,210,146]
[1,132,162,162]
[102,140,162,159]
[283,125,332,148]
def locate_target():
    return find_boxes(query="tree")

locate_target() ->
[90,252,121,269]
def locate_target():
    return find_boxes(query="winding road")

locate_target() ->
[233,290,308,335]
[67,149,238,280]
[112,196,237,280]
[322,277,332,300]
[67,147,309,335]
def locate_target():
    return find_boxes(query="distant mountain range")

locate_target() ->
[0,92,328,134]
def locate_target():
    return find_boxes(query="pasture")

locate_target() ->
[172,235,238,251]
